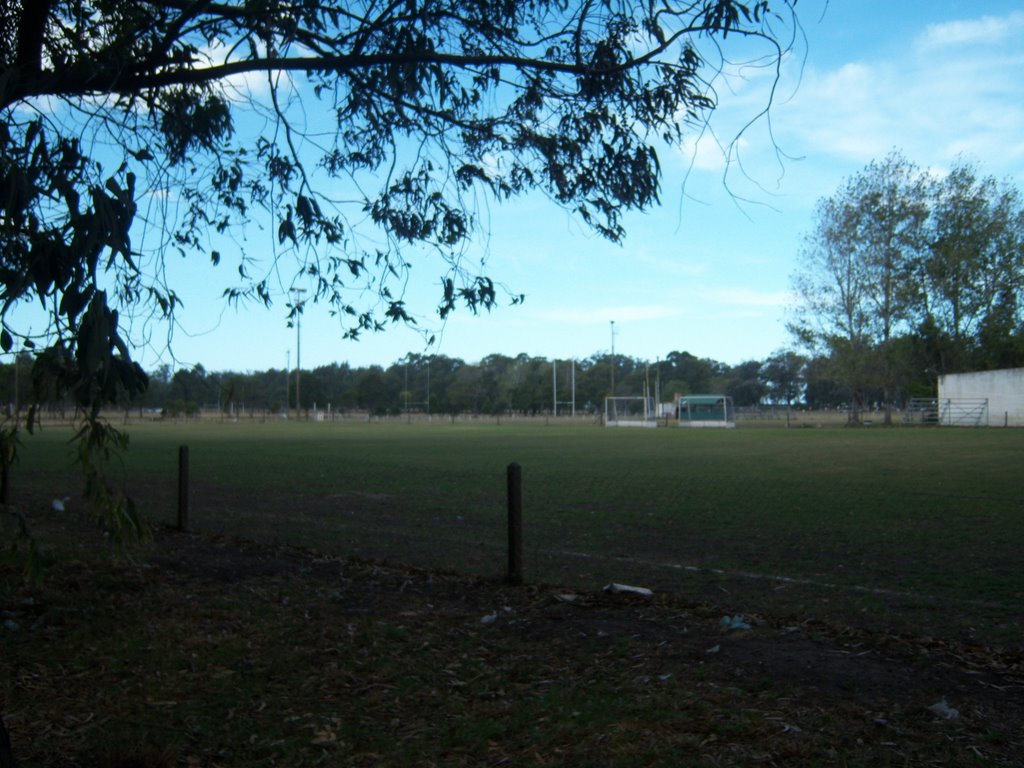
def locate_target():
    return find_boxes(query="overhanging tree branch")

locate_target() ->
[0,1,801,545]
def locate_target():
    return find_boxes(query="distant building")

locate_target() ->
[937,368,1024,427]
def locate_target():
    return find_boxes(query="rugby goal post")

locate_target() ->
[605,396,657,427]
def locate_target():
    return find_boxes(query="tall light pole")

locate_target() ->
[610,320,617,395]
[291,288,306,418]
[571,358,576,417]
[552,358,557,417]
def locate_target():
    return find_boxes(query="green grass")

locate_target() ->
[5,418,1024,767]
[10,418,1024,644]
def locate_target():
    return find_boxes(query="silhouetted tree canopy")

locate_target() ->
[0,0,799,417]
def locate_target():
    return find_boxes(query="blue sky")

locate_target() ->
[20,1,1024,374]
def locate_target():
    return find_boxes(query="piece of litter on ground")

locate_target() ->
[480,612,498,625]
[603,582,654,597]
[552,593,578,603]
[705,644,720,654]
[719,615,751,632]
[927,699,960,721]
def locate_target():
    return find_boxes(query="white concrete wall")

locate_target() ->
[938,368,1024,427]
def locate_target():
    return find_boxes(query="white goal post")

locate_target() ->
[605,396,657,427]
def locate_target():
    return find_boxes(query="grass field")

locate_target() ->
[9,418,1024,646]
[4,418,1024,766]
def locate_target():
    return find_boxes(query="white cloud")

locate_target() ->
[196,39,299,104]
[917,12,1024,49]
[769,10,1024,184]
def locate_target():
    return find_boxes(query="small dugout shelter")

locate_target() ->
[937,367,1024,427]
[677,394,735,428]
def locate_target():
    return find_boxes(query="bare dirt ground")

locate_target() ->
[4,513,1024,766]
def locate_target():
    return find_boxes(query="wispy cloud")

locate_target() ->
[771,9,1024,178]
[530,286,792,329]
[916,12,1024,49]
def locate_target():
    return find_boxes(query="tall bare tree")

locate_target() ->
[790,194,875,423]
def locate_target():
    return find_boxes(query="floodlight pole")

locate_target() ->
[552,359,557,417]
[291,288,306,419]
[644,364,650,419]
[610,320,616,395]
[655,358,661,419]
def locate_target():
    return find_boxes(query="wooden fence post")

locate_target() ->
[177,445,190,532]
[507,462,523,585]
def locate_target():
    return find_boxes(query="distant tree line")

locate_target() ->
[3,324,1020,420]
[0,345,977,419]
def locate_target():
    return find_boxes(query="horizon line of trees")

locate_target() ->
[4,342,1019,420]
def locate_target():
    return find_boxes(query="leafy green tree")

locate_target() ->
[446,364,484,417]
[760,350,805,408]
[356,366,398,415]
[724,360,765,407]
[801,354,843,410]
[663,351,720,396]
[792,153,1024,420]
[136,364,173,410]
[169,364,214,409]
[761,349,810,425]
[476,354,513,415]
[790,153,928,423]
[303,363,358,413]
[0,351,33,415]
[504,355,549,415]
[922,161,1024,371]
